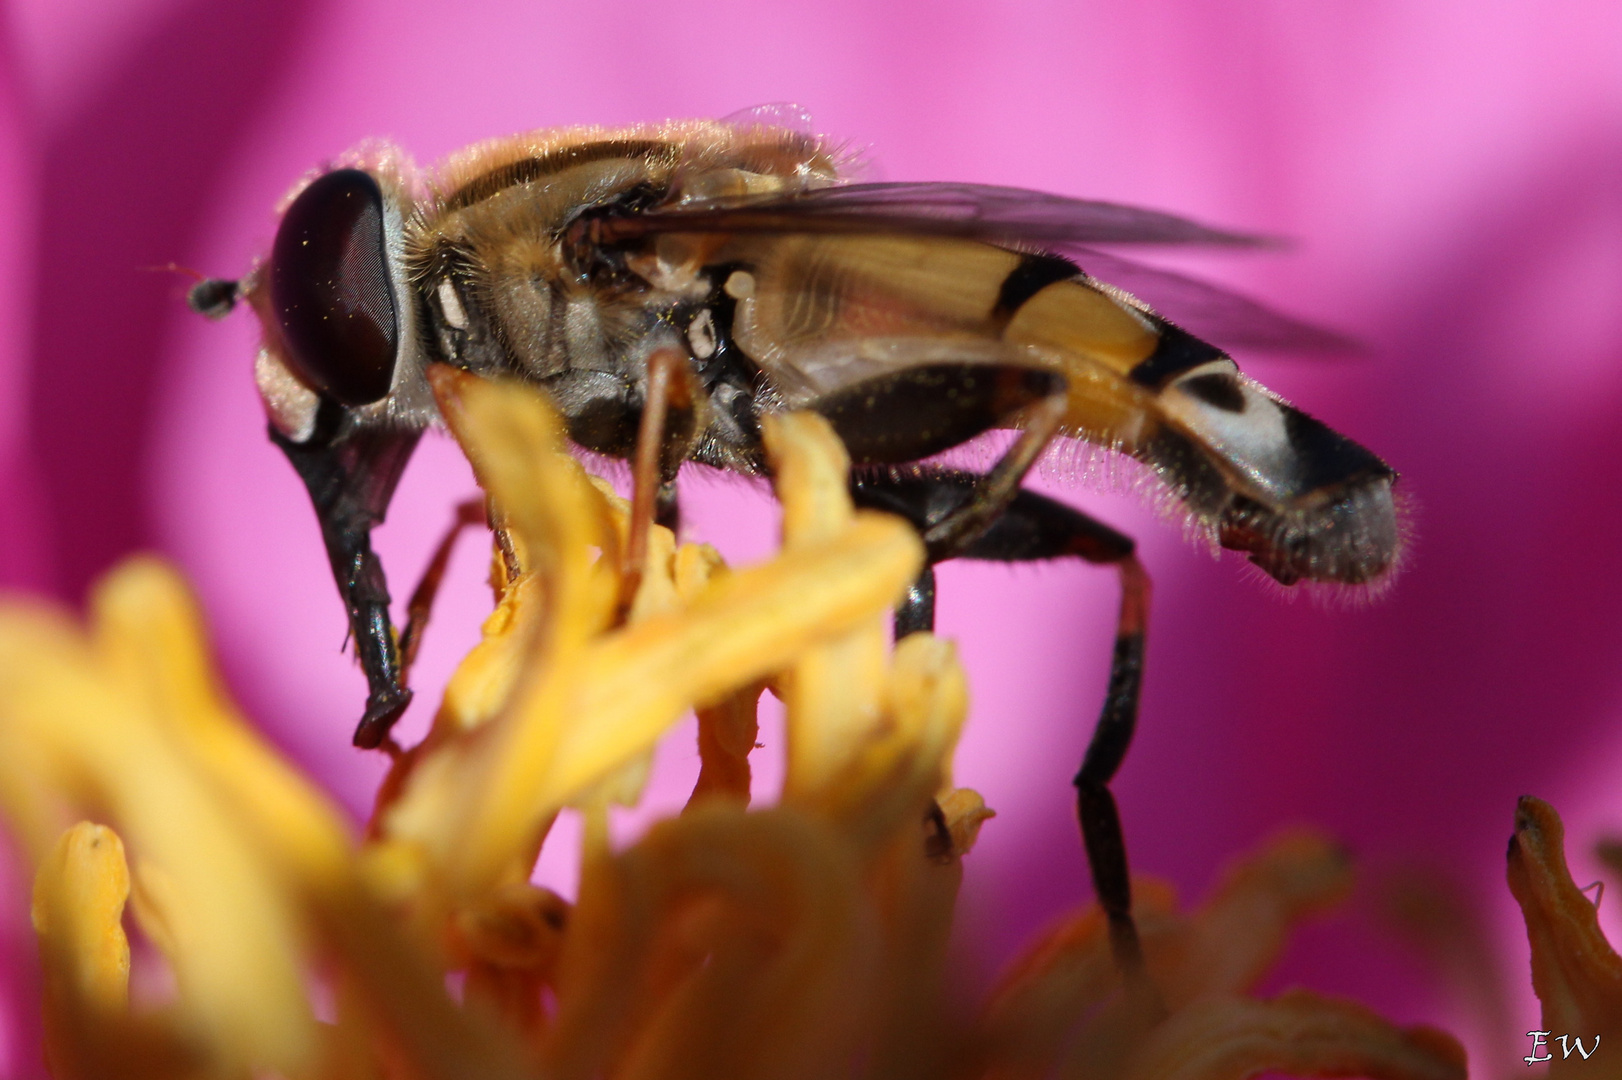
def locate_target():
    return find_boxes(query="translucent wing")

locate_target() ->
[1071,247,1359,355]
[616,181,1273,248]
[597,182,1351,353]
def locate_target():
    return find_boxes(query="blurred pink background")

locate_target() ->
[2,1,1621,1074]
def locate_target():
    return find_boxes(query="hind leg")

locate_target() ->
[853,470,1161,1008]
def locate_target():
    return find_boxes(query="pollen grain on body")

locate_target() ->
[0,376,1462,1079]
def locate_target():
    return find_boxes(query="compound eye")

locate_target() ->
[270,169,398,407]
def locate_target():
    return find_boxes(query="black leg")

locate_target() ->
[918,389,1067,562]
[894,565,936,640]
[271,418,421,749]
[852,469,1161,1006]
[1073,554,1161,1013]
[890,563,955,863]
[654,478,681,533]
[803,360,1068,562]
[923,800,955,864]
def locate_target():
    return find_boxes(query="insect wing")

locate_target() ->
[1070,247,1359,355]
[607,181,1351,354]
[617,180,1273,248]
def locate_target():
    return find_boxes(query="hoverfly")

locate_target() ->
[190,113,1399,988]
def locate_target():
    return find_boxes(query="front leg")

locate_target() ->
[272,418,421,749]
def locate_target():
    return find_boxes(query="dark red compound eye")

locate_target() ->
[270,169,399,407]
